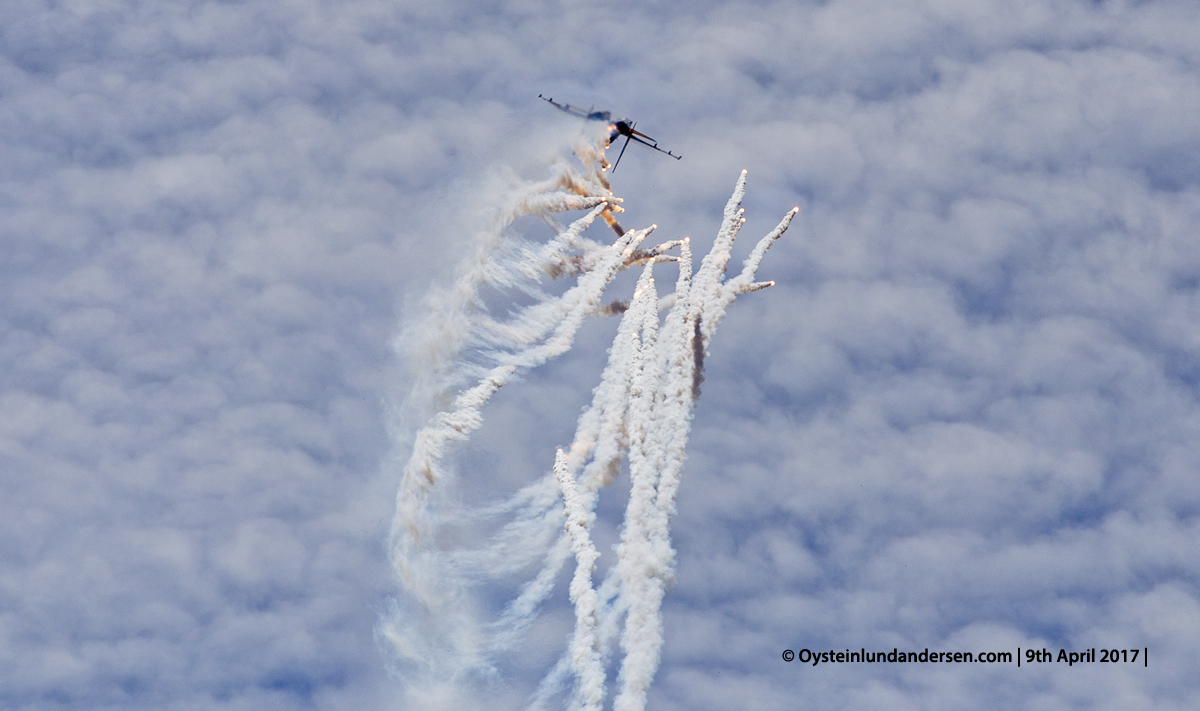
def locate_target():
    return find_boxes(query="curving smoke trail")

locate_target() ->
[385,137,796,711]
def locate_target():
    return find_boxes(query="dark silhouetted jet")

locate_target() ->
[539,94,682,172]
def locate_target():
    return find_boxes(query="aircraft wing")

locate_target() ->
[627,129,682,161]
[539,94,611,122]
[611,133,683,172]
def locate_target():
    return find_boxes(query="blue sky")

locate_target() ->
[2,0,1200,709]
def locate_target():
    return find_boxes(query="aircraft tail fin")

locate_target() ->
[611,134,632,173]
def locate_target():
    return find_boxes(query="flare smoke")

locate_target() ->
[386,137,797,710]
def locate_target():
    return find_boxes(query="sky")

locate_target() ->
[2,0,1200,709]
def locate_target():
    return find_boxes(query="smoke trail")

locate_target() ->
[386,138,796,711]
[553,447,603,711]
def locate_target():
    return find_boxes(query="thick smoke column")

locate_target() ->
[386,137,796,711]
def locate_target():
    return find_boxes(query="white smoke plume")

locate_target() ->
[385,137,797,711]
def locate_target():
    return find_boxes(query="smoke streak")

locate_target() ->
[386,139,796,711]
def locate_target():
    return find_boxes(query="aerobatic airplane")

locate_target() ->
[539,94,682,172]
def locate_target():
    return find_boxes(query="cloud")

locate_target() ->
[1,0,1199,709]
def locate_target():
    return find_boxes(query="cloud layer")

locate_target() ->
[1,0,1198,709]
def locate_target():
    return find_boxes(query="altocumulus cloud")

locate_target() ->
[1,0,1199,710]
